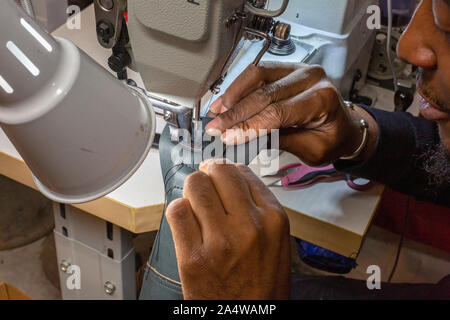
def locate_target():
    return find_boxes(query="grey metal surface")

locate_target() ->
[93,0,127,48]
[126,0,288,151]
[127,0,247,109]
[53,204,136,300]
[126,0,289,110]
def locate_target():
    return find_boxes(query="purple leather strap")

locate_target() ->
[279,163,373,191]
[281,164,337,188]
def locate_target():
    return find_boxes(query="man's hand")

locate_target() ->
[166,159,291,300]
[205,62,378,166]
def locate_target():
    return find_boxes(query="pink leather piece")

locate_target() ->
[277,163,373,191]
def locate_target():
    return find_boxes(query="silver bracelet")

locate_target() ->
[340,102,369,160]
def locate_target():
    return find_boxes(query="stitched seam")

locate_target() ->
[148,271,182,294]
[163,164,184,184]
[147,262,182,286]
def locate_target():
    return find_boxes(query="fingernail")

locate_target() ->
[206,127,222,137]
[199,158,213,171]
[199,158,232,171]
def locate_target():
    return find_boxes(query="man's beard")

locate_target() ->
[416,69,450,186]
[417,68,449,112]
[422,143,450,187]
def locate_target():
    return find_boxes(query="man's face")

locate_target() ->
[398,0,450,146]
[397,0,450,183]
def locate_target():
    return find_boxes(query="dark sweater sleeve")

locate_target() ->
[334,106,449,207]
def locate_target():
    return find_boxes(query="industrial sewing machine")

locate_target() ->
[89,0,378,300]
[94,0,377,141]
[0,0,376,203]
[0,0,377,299]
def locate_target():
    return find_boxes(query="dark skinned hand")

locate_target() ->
[166,159,291,300]
[205,62,378,166]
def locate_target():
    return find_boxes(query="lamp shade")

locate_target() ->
[0,1,156,203]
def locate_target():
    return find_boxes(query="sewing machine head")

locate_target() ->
[94,0,290,142]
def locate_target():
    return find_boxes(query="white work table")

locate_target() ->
[1,4,421,258]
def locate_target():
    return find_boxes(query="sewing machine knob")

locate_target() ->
[273,22,291,40]
[108,51,131,72]
[269,22,295,56]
